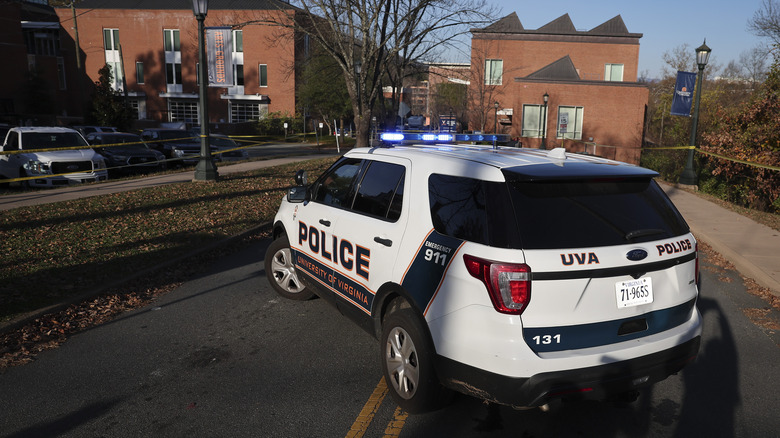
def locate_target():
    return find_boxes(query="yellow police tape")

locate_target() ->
[642,144,780,172]
[0,136,264,184]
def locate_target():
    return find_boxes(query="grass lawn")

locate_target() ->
[0,156,338,324]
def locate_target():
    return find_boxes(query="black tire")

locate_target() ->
[264,234,314,300]
[380,300,449,414]
[19,168,30,189]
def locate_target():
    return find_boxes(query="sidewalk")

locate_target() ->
[660,183,780,298]
[1,160,778,298]
[0,155,330,212]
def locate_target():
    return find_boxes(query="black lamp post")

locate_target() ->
[541,92,549,150]
[193,0,218,181]
[679,40,711,186]
[494,101,499,134]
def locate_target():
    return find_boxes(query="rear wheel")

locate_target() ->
[381,300,449,413]
[264,234,313,300]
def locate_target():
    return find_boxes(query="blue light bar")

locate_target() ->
[380,132,510,143]
[381,133,406,141]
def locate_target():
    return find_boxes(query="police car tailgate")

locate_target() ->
[519,235,699,354]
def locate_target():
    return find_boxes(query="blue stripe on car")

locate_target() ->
[523,298,697,353]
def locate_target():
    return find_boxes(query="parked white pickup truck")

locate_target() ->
[0,126,108,187]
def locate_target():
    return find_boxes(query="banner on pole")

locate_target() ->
[670,71,696,117]
[206,27,233,87]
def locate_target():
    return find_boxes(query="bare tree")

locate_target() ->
[238,0,495,147]
[739,47,770,85]
[749,0,780,46]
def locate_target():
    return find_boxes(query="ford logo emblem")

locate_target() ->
[66,164,79,171]
[626,249,648,261]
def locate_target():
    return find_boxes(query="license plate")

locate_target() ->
[615,277,653,308]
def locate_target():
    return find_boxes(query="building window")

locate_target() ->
[232,30,244,89]
[259,64,268,87]
[556,106,584,140]
[485,59,503,86]
[230,101,267,123]
[521,104,547,138]
[136,62,144,84]
[605,64,623,82]
[57,57,66,90]
[129,98,147,120]
[103,29,123,91]
[235,65,244,86]
[23,26,60,56]
[168,99,198,123]
[164,29,182,92]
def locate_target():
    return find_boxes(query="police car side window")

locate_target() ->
[312,158,362,208]
[428,174,489,245]
[352,161,405,221]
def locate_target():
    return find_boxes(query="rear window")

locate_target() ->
[429,173,689,250]
[506,175,689,249]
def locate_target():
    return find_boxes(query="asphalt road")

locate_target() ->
[1,239,779,437]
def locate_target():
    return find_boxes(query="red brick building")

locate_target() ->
[48,0,303,130]
[0,0,74,126]
[470,13,649,163]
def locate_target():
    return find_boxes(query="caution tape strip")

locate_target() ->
[642,145,780,172]
[0,137,264,184]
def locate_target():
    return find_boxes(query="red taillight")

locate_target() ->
[464,254,531,315]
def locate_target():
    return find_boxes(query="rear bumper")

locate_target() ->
[435,336,700,408]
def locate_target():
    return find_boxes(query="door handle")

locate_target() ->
[319,219,331,227]
[374,237,392,247]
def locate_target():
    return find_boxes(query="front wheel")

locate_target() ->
[264,234,313,300]
[381,301,449,414]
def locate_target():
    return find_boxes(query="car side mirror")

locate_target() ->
[287,186,307,203]
[294,169,307,186]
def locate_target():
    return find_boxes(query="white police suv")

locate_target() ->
[266,134,701,413]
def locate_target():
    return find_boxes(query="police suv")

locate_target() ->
[266,134,701,413]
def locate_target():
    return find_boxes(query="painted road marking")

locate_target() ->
[346,377,409,437]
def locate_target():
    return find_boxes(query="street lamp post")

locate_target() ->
[541,92,549,150]
[192,0,218,182]
[494,101,499,134]
[679,40,711,186]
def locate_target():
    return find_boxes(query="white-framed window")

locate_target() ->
[232,30,244,91]
[128,97,147,120]
[230,101,268,123]
[168,99,198,123]
[258,64,268,87]
[604,63,623,82]
[485,59,503,86]
[164,29,182,93]
[103,28,123,91]
[521,104,547,138]
[556,106,584,140]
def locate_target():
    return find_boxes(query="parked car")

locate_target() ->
[209,134,249,160]
[72,125,118,137]
[266,135,702,414]
[0,126,108,187]
[141,128,217,166]
[86,132,166,175]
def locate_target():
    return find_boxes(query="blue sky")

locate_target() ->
[482,0,766,78]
